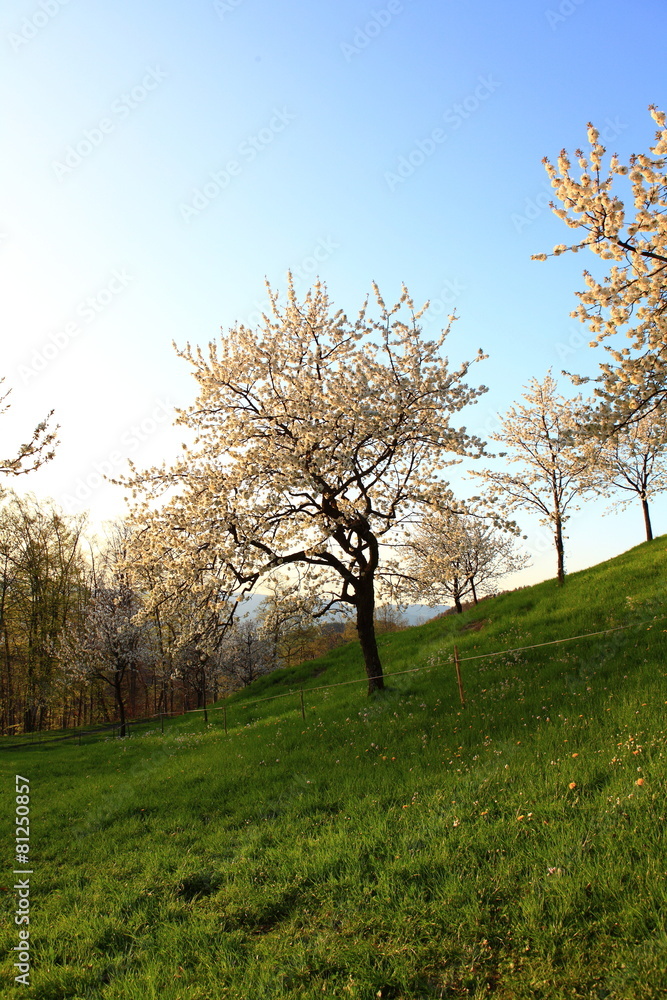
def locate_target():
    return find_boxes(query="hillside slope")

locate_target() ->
[1,537,666,999]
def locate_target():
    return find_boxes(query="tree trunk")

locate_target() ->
[641,496,653,542]
[98,687,112,724]
[3,627,14,735]
[114,672,127,737]
[453,576,464,613]
[554,518,565,586]
[355,581,385,695]
[469,578,478,605]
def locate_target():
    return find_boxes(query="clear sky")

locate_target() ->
[2,0,666,589]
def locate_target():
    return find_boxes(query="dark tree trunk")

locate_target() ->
[355,580,385,695]
[641,496,653,541]
[554,517,565,586]
[98,687,112,724]
[3,628,14,735]
[114,672,127,737]
[129,667,137,716]
[24,704,36,734]
[453,576,464,613]
[469,578,478,605]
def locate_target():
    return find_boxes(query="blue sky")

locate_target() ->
[2,0,666,588]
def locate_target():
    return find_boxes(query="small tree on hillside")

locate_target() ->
[587,411,667,541]
[219,619,275,688]
[374,604,407,633]
[125,277,488,694]
[471,373,593,585]
[458,519,529,604]
[403,507,527,612]
[255,571,328,667]
[403,508,471,613]
[79,525,154,736]
[80,584,148,736]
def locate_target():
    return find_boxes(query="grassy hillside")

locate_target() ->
[1,537,667,999]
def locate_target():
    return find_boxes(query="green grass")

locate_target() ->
[1,536,667,998]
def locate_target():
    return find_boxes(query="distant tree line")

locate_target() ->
[0,501,394,735]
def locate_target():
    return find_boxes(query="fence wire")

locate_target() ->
[2,613,664,750]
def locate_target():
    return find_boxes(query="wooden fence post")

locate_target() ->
[299,688,306,720]
[453,645,465,708]
[223,703,227,735]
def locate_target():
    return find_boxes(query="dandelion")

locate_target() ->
[569,782,577,790]
[636,778,645,786]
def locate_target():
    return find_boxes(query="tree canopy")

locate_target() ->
[125,276,488,693]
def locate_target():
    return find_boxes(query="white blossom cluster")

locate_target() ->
[123,277,488,684]
[533,107,667,424]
